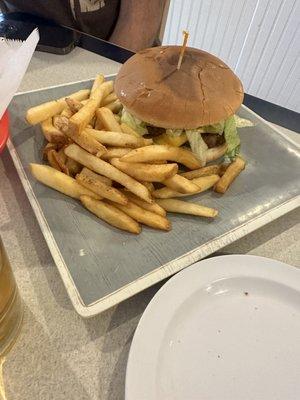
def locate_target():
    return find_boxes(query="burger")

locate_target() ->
[115,46,250,166]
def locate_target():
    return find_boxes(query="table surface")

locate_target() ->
[1,47,299,400]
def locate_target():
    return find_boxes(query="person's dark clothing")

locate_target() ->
[1,0,120,39]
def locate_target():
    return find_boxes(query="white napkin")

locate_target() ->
[0,29,39,119]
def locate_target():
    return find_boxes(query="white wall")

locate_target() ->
[163,0,300,112]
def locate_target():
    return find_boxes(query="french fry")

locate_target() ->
[110,158,178,182]
[94,117,104,130]
[57,146,67,164]
[53,115,70,133]
[68,98,98,135]
[110,200,170,231]
[30,163,100,199]
[102,92,118,106]
[65,157,82,176]
[76,172,128,205]
[41,118,67,144]
[47,149,62,171]
[68,81,113,135]
[192,175,221,191]
[80,195,141,234]
[141,181,155,192]
[219,163,229,176]
[91,79,113,104]
[206,143,228,163]
[90,115,97,128]
[64,144,153,203]
[121,145,202,170]
[53,148,69,175]
[43,142,58,161]
[120,123,141,138]
[90,74,105,97]
[214,157,245,193]
[60,107,73,118]
[65,97,83,113]
[105,99,122,113]
[65,128,107,157]
[81,167,112,186]
[156,199,218,218]
[122,191,166,217]
[101,147,131,160]
[26,89,90,125]
[153,174,220,198]
[96,107,123,132]
[55,141,67,151]
[149,160,167,164]
[86,128,153,148]
[162,174,199,194]
[91,74,104,92]
[180,165,220,180]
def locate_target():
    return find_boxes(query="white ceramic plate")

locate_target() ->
[126,255,300,400]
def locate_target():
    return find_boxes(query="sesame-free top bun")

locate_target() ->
[115,46,244,129]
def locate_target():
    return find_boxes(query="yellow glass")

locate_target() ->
[0,238,23,357]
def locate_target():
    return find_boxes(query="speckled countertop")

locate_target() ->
[0,47,299,400]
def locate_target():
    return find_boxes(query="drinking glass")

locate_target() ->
[0,237,23,357]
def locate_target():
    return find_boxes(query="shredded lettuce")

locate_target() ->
[203,116,253,132]
[203,121,225,134]
[185,129,208,166]
[224,116,240,161]
[120,109,148,136]
[120,110,248,163]
[186,117,241,164]
[234,115,254,128]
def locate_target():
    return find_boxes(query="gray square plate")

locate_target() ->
[7,77,300,317]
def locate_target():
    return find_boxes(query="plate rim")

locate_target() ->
[7,77,300,317]
[125,254,300,399]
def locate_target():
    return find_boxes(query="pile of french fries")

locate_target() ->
[26,74,245,234]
